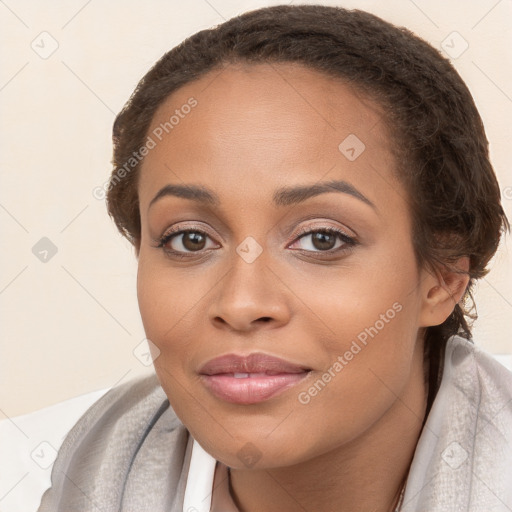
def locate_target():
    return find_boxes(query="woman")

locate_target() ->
[38,5,512,511]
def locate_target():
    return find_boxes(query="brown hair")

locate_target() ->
[106,5,510,409]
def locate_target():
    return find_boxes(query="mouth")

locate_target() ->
[198,353,311,405]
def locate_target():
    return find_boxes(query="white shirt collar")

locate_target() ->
[183,437,218,512]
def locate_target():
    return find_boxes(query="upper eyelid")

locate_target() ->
[293,223,354,238]
[160,223,350,237]
[158,223,219,244]
[160,216,356,238]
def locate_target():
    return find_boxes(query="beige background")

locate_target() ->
[1,0,511,418]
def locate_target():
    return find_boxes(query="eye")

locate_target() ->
[288,227,356,253]
[157,227,219,255]
[153,224,357,259]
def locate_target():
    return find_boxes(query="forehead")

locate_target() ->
[138,62,401,212]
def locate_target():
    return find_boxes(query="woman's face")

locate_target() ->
[136,63,435,468]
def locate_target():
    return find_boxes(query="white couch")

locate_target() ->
[0,387,109,512]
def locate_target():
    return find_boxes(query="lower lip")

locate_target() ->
[200,372,310,404]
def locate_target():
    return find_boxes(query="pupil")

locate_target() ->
[183,232,206,251]
[313,232,335,250]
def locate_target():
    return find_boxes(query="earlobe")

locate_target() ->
[419,256,470,327]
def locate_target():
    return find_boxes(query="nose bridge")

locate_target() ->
[209,238,290,330]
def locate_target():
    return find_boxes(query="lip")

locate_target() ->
[199,353,311,405]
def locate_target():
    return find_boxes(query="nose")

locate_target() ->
[208,249,291,333]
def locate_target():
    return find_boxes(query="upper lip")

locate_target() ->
[199,353,310,375]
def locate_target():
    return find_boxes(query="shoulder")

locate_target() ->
[440,335,512,434]
[446,334,512,400]
[38,373,189,512]
[402,335,512,511]
[54,372,177,453]
[75,371,172,429]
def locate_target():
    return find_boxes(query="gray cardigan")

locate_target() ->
[37,336,512,511]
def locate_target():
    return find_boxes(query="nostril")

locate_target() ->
[258,317,272,322]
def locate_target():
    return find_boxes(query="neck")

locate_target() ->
[229,345,428,512]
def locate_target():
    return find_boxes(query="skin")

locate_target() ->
[134,62,470,512]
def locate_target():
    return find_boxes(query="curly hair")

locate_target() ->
[105,5,510,410]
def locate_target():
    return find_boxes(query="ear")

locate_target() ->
[418,256,470,327]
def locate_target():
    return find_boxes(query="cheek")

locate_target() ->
[287,302,422,462]
[136,255,207,343]
[295,249,420,344]
[292,250,422,411]
[137,259,166,337]
[136,258,204,418]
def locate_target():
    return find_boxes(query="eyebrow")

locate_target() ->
[148,179,376,210]
[273,179,376,209]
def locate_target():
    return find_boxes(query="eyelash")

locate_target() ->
[154,224,358,260]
